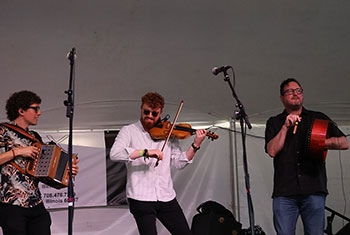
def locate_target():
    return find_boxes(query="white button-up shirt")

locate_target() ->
[110,120,192,202]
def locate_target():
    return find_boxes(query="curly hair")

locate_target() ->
[141,92,165,110]
[6,90,41,121]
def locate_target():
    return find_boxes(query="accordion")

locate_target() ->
[26,142,77,189]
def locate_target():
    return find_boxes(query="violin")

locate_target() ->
[149,120,219,141]
[151,101,217,167]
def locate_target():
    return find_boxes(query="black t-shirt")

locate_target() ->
[265,108,345,198]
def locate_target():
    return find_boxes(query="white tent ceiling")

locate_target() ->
[1,0,349,131]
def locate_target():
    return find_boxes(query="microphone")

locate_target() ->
[212,65,231,75]
[66,48,77,61]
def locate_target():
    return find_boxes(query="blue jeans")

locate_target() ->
[273,195,326,235]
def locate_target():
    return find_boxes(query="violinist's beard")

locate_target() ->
[141,117,159,131]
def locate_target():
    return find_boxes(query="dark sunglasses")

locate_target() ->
[143,110,159,117]
[27,106,40,113]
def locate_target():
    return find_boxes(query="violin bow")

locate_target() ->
[155,100,184,167]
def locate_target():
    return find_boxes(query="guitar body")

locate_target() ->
[306,119,329,162]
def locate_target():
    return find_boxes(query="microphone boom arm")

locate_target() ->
[222,69,252,129]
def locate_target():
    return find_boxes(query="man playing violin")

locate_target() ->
[0,90,79,235]
[265,78,348,235]
[110,92,208,235]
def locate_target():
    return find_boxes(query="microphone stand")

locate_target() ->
[64,47,76,235]
[220,68,255,235]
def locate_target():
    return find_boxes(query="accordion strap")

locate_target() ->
[0,123,41,143]
[0,123,41,174]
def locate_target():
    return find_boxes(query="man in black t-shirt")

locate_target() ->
[265,78,348,235]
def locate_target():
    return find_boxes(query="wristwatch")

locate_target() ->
[191,143,200,152]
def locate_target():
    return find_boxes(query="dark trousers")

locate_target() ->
[128,198,192,235]
[0,202,51,235]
